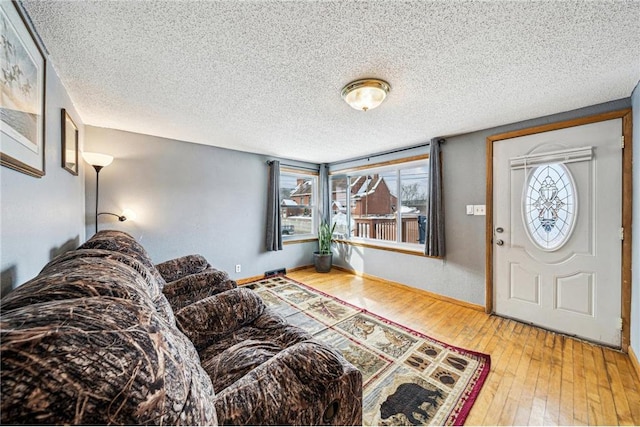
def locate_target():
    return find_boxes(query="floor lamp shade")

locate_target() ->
[82,152,113,169]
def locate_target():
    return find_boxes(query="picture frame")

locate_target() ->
[0,0,46,177]
[61,109,78,175]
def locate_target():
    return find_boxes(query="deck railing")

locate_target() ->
[280,214,426,243]
[353,215,424,243]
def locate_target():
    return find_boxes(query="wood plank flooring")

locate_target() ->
[287,268,640,426]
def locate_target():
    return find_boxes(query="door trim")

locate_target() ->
[485,109,632,351]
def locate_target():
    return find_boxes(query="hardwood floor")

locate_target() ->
[287,267,640,426]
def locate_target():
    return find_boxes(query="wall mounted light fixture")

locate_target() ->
[82,151,114,234]
[341,78,391,112]
[99,212,127,222]
[98,208,137,223]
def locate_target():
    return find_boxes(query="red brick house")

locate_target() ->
[331,175,398,217]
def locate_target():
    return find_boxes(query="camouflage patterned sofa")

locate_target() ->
[0,230,362,425]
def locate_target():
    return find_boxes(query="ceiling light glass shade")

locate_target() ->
[341,78,391,111]
[82,152,113,167]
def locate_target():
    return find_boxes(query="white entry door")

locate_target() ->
[493,119,622,347]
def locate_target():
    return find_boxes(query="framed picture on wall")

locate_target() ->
[61,109,78,175]
[0,0,46,177]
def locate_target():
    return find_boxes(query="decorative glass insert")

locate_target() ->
[523,163,576,250]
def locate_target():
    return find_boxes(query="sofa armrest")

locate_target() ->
[155,254,210,282]
[213,340,363,426]
[175,288,265,348]
[163,269,237,311]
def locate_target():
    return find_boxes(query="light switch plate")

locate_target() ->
[466,205,474,215]
[473,205,486,216]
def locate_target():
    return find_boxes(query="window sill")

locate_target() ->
[283,235,317,245]
[334,238,435,257]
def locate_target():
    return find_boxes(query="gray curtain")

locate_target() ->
[319,163,330,225]
[266,160,282,251]
[425,138,445,257]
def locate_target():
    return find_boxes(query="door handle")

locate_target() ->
[496,239,504,246]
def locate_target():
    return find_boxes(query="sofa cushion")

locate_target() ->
[0,297,217,426]
[213,341,352,426]
[198,308,312,363]
[41,248,161,300]
[163,270,237,312]
[175,288,265,349]
[1,257,154,313]
[79,231,167,289]
[155,254,210,283]
[200,339,282,391]
[27,249,176,326]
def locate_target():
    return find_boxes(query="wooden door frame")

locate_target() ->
[485,109,633,351]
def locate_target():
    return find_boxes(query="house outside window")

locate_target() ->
[330,158,428,250]
[280,169,318,239]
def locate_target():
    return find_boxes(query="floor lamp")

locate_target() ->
[82,152,114,234]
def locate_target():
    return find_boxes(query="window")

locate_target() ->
[330,175,350,238]
[330,158,428,250]
[279,169,318,239]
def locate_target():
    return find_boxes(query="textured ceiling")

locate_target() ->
[21,0,640,163]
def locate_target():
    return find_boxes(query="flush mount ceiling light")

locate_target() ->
[341,78,391,112]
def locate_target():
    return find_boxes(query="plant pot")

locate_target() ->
[313,252,333,273]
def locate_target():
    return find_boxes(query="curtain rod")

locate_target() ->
[328,138,445,168]
[266,138,446,170]
[266,160,320,172]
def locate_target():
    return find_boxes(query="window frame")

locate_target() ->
[330,155,429,255]
[280,167,319,242]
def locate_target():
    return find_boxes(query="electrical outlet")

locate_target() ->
[473,205,486,216]
[466,205,474,215]
[235,264,241,273]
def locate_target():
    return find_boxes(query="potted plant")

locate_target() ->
[314,221,336,273]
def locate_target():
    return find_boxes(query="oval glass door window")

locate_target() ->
[523,163,577,251]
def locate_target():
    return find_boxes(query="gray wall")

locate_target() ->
[1,64,85,294]
[631,82,639,358]
[84,127,317,279]
[331,98,631,307]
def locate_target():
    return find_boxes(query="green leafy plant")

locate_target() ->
[318,221,337,254]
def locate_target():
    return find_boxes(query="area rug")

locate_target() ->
[242,275,491,426]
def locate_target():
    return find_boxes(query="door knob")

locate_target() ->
[496,239,504,246]
[496,227,504,233]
